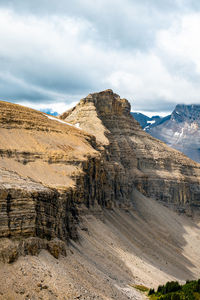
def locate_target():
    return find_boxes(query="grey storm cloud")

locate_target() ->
[0,0,200,114]
[0,0,196,50]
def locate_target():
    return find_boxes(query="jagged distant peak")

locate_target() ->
[171,104,200,123]
[143,103,200,163]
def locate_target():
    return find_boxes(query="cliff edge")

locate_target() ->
[1,91,200,298]
[0,90,200,262]
[60,89,200,213]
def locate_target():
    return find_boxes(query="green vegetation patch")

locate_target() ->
[130,284,149,292]
[148,279,200,300]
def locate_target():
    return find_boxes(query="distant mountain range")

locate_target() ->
[132,105,200,163]
[131,112,171,130]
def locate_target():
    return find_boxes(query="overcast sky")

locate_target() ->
[1,0,200,115]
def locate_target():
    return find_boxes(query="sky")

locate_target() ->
[1,0,200,116]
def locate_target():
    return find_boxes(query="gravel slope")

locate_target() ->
[1,190,200,299]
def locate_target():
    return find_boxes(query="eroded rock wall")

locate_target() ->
[61,89,200,212]
[0,168,79,241]
[1,90,200,262]
[0,98,134,251]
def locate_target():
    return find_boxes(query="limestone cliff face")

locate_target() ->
[0,97,134,256]
[60,89,200,212]
[1,90,200,262]
[0,100,99,257]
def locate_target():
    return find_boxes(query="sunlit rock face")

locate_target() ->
[147,104,200,163]
[0,100,98,252]
[1,91,200,262]
[60,90,200,213]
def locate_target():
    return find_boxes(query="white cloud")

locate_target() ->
[158,13,200,73]
[0,2,200,115]
[19,100,79,115]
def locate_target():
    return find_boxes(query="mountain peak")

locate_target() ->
[60,90,136,144]
[145,103,200,162]
[171,104,200,123]
[80,89,131,116]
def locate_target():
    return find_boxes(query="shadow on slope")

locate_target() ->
[71,189,200,292]
[1,190,200,299]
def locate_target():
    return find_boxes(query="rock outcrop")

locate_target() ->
[1,91,200,262]
[0,95,137,257]
[0,100,99,257]
[60,90,200,212]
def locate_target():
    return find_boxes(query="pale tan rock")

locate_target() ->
[61,89,200,213]
[1,91,200,298]
[0,90,200,262]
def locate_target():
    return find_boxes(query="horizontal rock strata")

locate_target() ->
[1,91,200,261]
[60,89,200,213]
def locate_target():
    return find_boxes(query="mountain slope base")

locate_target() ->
[1,190,200,300]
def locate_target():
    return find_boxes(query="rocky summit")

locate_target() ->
[1,90,200,299]
[61,90,200,213]
[1,90,200,248]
